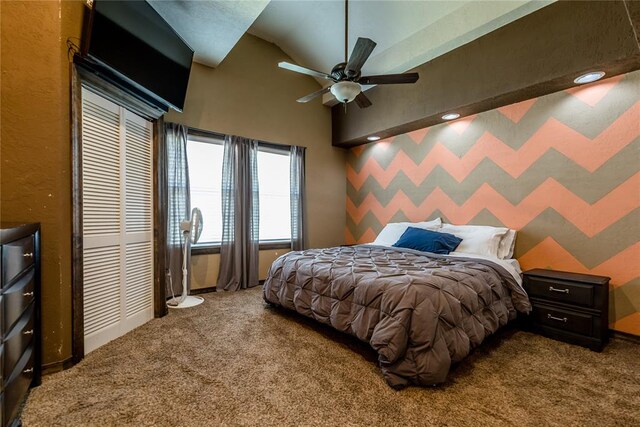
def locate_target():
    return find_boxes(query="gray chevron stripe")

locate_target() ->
[515,209,640,267]
[348,72,639,169]
[348,138,640,206]
[610,280,640,322]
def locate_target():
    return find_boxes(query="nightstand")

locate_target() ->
[522,269,610,351]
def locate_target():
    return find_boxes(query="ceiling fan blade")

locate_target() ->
[354,92,372,108]
[358,73,420,85]
[346,38,377,75]
[297,86,331,103]
[279,62,333,81]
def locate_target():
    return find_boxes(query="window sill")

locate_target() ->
[191,245,221,255]
[191,240,291,256]
[260,240,291,250]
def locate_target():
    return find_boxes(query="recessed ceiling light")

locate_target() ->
[574,71,605,84]
[367,135,381,141]
[442,113,460,121]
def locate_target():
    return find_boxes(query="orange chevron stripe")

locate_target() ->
[407,128,429,144]
[497,98,537,123]
[347,174,640,237]
[612,313,640,336]
[518,238,640,287]
[345,227,356,245]
[347,102,639,189]
[448,115,477,135]
[357,228,376,244]
[565,75,624,107]
[345,227,375,245]
[351,145,366,157]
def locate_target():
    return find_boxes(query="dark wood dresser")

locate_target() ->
[523,268,609,351]
[1,223,41,427]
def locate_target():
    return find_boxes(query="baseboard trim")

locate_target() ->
[42,357,75,376]
[611,330,640,344]
[190,286,216,295]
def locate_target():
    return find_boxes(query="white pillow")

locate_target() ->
[440,224,508,258]
[497,229,517,259]
[372,218,442,247]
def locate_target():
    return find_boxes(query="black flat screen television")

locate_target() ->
[82,0,193,111]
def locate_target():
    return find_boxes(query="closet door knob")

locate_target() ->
[23,291,34,297]
[23,329,34,335]
[23,252,33,258]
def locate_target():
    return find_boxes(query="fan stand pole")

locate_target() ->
[168,230,204,309]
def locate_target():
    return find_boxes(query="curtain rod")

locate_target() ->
[179,123,296,151]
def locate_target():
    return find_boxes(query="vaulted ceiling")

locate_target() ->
[151,1,554,96]
[249,1,553,82]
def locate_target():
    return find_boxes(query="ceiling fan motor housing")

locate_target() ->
[331,62,360,81]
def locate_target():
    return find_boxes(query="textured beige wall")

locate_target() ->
[166,34,346,287]
[190,249,288,290]
[1,1,84,365]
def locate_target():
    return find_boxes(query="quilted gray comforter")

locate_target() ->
[263,245,531,388]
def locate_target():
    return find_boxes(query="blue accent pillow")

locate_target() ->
[392,227,462,254]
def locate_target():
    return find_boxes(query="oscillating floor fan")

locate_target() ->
[168,207,205,309]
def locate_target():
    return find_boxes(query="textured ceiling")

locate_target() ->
[148,0,269,67]
[249,1,555,81]
[148,0,554,100]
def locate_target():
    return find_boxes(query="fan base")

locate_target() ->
[167,295,204,309]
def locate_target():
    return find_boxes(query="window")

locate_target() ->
[186,134,224,245]
[186,133,293,248]
[257,147,291,241]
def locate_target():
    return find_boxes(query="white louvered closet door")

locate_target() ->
[81,88,154,354]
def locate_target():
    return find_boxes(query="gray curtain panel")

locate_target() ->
[217,135,260,291]
[290,145,307,251]
[165,122,191,298]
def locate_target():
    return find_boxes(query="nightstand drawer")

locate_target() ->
[524,276,594,307]
[532,304,594,336]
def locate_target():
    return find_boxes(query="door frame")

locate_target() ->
[70,64,168,364]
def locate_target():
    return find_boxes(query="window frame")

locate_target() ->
[186,130,225,252]
[185,128,293,254]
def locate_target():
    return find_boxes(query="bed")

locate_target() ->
[263,223,531,388]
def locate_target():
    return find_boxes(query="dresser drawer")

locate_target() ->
[1,235,34,287]
[2,268,35,335]
[3,304,34,380]
[3,345,34,426]
[532,303,594,336]
[524,275,594,307]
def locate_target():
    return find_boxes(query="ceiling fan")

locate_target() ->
[278,0,419,109]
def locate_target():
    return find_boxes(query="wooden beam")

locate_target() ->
[332,1,640,147]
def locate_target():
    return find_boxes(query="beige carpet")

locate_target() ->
[23,287,639,426]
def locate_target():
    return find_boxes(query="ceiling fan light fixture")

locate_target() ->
[331,81,361,103]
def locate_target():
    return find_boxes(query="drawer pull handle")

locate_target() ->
[23,291,34,297]
[23,368,33,374]
[547,314,568,323]
[23,329,34,335]
[549,286,570,294]
[22,252,34,258]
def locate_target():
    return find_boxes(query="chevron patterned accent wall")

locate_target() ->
[346,71,640,336]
